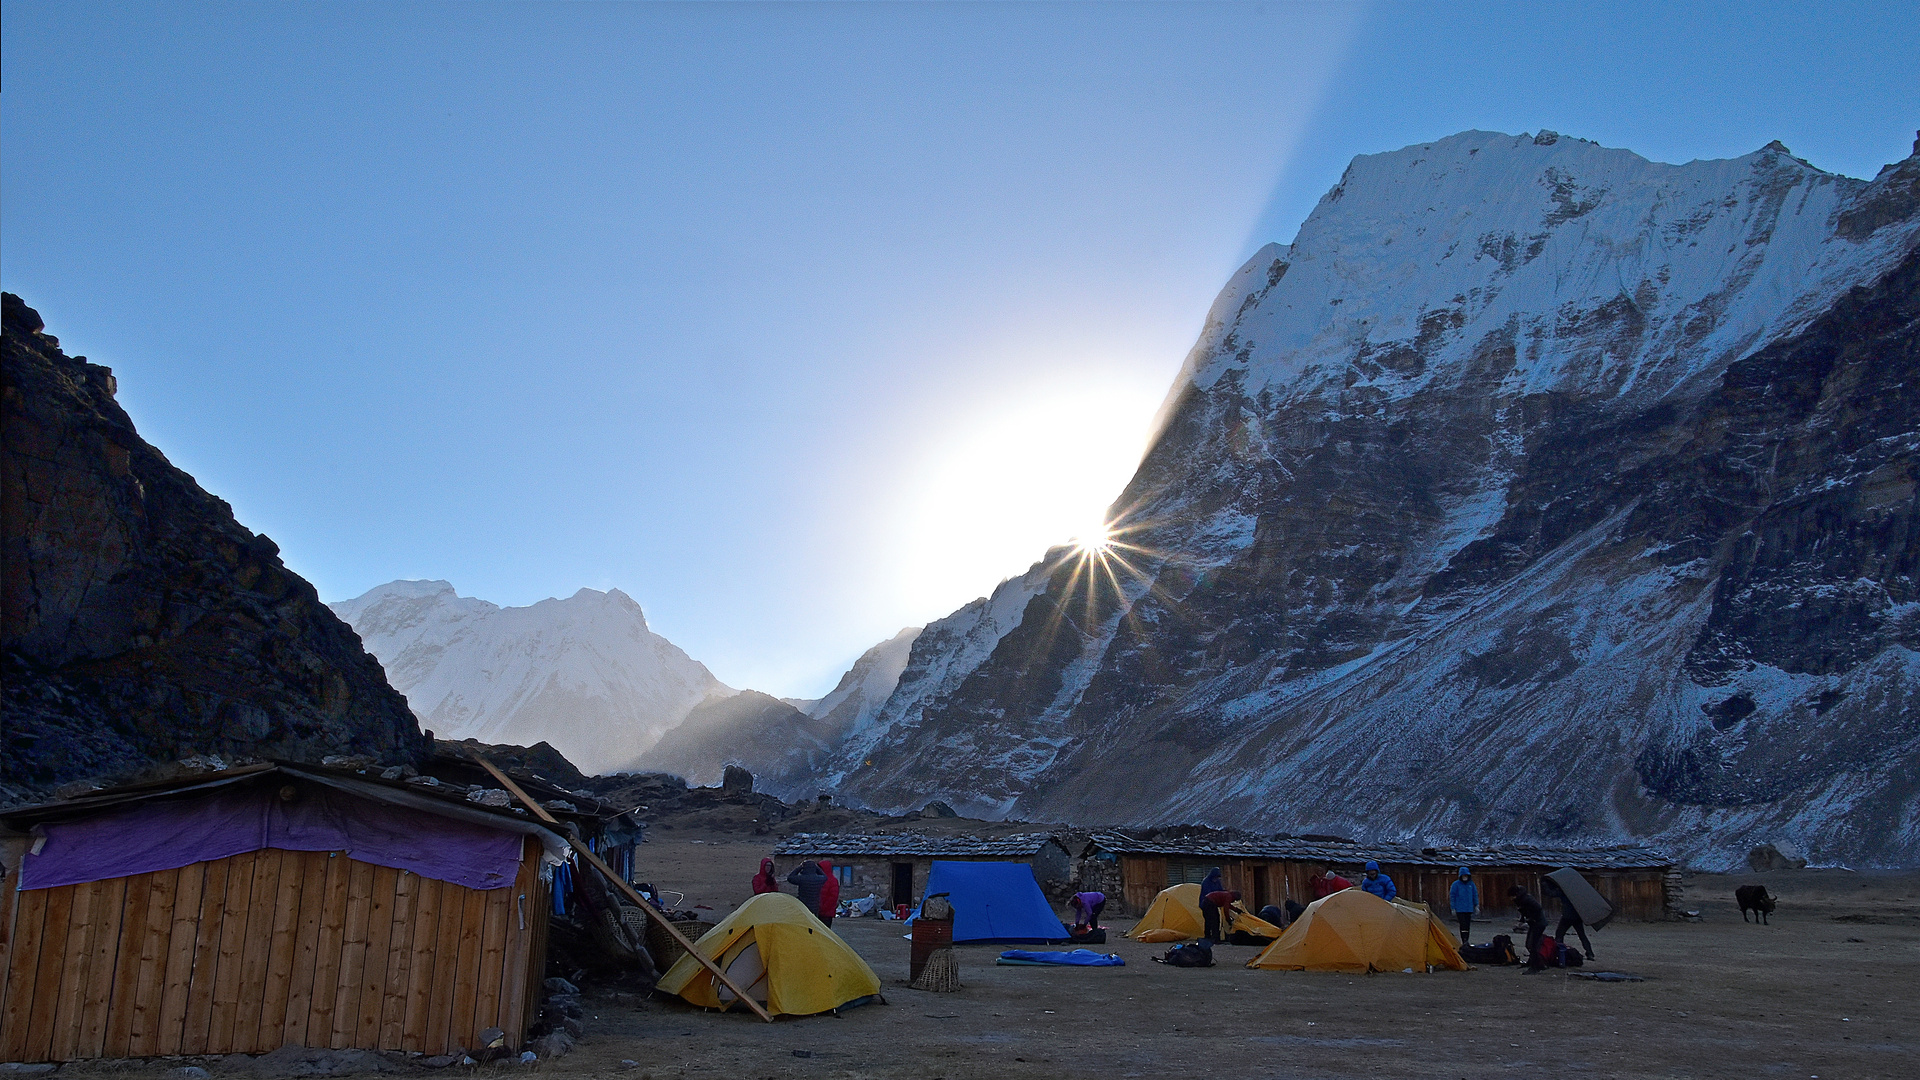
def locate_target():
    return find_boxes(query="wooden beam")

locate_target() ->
[466,750,774,1023]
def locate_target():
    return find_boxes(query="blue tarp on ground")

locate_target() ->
[996,949,1125,966]
[917,860,1069,943]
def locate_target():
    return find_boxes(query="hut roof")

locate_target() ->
[0,760,577,863]
[1080,830,1672,871]
[773,832,1064,858]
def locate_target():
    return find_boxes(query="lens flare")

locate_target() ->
[1072,523,1116,556]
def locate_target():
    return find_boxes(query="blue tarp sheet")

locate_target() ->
[915,860,1069,943]
[997,949,1125,966]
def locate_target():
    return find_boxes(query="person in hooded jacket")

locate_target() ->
[1449,866,1479,945]
[751,858,779,895]
[817,859,842,926]
[788,860,827,914]
[1196,868,1226,941]
[1359,861,1398,901]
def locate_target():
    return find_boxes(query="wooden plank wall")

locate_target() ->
[1119,856,1165,915]
[0,844,549,1063]
[1112,854,1668,924]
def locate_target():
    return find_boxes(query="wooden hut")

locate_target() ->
[772,834,1076,911]
[1077,832,1674,922]
[0,762,573,1063]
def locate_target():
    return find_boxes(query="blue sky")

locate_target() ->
[4,1,1916,696]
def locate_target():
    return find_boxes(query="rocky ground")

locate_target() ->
[36,827,1918,1080]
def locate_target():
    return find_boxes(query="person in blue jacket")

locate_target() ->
[1448,866,1479,945]
[1359,860,1397,901]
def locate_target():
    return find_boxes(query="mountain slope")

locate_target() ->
[331,580,731,774]
[804,131,1920,867]
[2,294,426,792]
[640,691,836,788]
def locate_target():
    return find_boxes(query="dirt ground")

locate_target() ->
[50,827,1920,1080]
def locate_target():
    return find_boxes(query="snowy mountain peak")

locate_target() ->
[1186,131,1914,416]
[331,581,729,773]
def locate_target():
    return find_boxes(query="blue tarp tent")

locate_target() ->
[916,860,1069,944]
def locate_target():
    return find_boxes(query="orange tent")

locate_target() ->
[1247,889,1467,973]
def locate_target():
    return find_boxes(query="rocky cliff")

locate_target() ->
[1,294,426,794]
[331,580,733,774]
[790,132,1920,868]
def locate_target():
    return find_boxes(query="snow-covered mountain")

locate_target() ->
[331,580,732,773]
[777,130,1920,867]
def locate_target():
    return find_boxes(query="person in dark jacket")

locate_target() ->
[751,858,779,895]
[1544,878,1595,961]
[1359,861,1398,901]
[788,860,827,913]
[817,859,841,926]
[1509,885,1547,973]
[1198,867,1223,898]
[1449,866,1479,945]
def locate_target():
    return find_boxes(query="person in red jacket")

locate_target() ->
[1311,867,1353,900]
[751,858,779,894]
[817,859,842,927]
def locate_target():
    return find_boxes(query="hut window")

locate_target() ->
[833,864,854,885]
[1165,859,1213,886]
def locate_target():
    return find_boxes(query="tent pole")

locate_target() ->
[468,750,775,1023]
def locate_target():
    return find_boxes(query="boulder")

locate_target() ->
[1747,843,1809,872]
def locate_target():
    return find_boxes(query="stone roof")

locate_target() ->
[1080,830,1672,870]
[772,832,1065,857]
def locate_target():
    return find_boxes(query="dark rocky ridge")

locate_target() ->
[2,293,426,795]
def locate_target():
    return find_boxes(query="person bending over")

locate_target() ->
[1068,891,1107,934]
[1508,885,1547,973]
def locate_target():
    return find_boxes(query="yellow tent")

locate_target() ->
[1126,883,1284,942]
[1246,889,1468,973]
[656,893,882,1015]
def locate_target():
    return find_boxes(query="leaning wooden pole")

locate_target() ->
[469,750,776,1022]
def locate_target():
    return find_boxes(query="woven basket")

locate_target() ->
[910,946,960,992]
[646,916,716,970]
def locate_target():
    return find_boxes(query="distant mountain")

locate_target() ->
[638,627,921,792]
[639,691,836,788]
[331,580,731,774]
[2,294,425,794]
[779,131,1920,868]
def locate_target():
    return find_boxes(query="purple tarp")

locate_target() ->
[20,783,527,891]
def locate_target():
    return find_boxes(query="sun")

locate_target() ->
[1072,523,1116,557]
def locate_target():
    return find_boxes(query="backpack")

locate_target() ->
[1157,943,1215,967]
[1536,934,1560,965]
[1556,941,1584,967]
[1068,927,1108,945]
[1461,934,1517,965]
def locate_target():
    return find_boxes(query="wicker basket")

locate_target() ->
[646,916,717,970]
